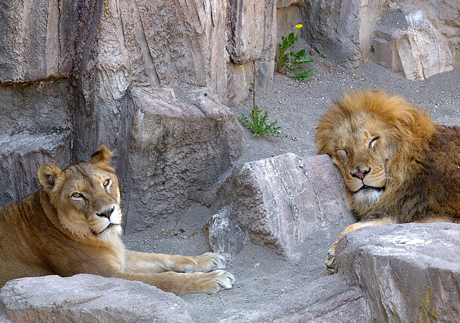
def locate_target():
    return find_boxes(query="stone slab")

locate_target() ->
[0,274,193,323]
[336,223,460,322]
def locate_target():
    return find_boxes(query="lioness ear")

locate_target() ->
[38,163,63,190]
[90,144,114,171]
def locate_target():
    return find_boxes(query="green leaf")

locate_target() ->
[297,49,306,57]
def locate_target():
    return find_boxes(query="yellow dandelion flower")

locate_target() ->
[295,24,303,29]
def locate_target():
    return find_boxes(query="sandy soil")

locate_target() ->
[123,51,460,322]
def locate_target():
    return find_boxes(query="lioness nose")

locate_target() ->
[351,167,370,180]
[97,207,115,218]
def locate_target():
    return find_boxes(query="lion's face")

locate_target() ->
[38,145,122,240]
[326,116,398,208]
[315,91,434,211]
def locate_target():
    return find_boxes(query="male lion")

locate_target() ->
[315,90,460,273]
[0,144,234,295]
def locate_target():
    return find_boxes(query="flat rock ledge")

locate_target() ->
[2,154,460,322]
[0,274,193,323]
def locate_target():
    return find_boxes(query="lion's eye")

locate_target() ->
[337,149,348,157]
[103,179,110,188]
[369,137,379,149]
[71,192,84,199]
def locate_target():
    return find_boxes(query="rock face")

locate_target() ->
[0,274,193,323]
[0,0,248,232]
[301,0,389,68]
[0,132,71,205]
[211,153,355,258]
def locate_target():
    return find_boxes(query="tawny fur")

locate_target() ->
[315,90,460,272]
[0,145,234,295]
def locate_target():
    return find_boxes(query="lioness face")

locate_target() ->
[57,165,122,239]
[38,145,123,240]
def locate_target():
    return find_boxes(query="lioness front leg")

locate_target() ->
[124,250,227,274]
[326,218,396,274]
[115,270,235,295]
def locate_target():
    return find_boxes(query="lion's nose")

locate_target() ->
[97,207,115,219]
[351,166,371,180]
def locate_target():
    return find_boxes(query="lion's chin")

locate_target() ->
[353,186,384,208]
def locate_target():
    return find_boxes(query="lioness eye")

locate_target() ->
[103,179,110,187]
[71,192,84,199]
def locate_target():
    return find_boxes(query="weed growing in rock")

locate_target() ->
[238,64,281,138]
[276,24,316,81]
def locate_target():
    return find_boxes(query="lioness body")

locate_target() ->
[0,145,234,295]
[315,91,460,272]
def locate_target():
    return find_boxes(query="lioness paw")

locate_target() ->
[214,270,235,290]
[203,270,235,294]
[178,252,227,273]
[199,252,227,271]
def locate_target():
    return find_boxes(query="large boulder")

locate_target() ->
[210,153,355,258]
[0,274,193,323]
[118,86,244,232]
[335,222,460,322]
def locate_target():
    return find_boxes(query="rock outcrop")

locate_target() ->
[0,274,193,323]
[118,87,244,231]
[336,222,460,322]
[210,153,354,259]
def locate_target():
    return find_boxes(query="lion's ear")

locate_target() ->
[38,163,63,190]
[90,144,115,171]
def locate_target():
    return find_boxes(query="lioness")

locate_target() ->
[0,144,234,295]
[315,90,460,273]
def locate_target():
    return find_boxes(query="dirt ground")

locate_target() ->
[123,50,460,322]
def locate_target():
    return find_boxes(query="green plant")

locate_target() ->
[275,24,316,81]
[237,64,281,138]
[238,106,281,138]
